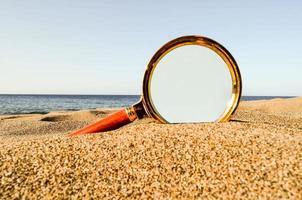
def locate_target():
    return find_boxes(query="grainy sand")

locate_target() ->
[0,98,302,199]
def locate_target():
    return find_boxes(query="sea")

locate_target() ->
[0,95,296,115]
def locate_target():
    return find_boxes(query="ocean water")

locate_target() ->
[0,95,140,115]
[0,95,296,115]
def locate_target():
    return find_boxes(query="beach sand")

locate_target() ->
[0,98,301,199]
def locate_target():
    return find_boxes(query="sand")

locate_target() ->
[0,98,302,199]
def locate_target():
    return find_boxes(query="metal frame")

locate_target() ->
[141,35,242,123]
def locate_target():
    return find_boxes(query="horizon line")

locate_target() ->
[0,93,141,96]
[0,93,298,97]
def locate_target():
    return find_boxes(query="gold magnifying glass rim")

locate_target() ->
[141,35,242,123]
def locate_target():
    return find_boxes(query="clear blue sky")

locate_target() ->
[1,0,301,95]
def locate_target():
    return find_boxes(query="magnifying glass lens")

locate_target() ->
[148,45,233,123]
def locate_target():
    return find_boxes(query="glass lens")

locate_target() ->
[149,44,233,123]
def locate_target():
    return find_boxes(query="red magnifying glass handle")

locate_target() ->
[67,107,137,137]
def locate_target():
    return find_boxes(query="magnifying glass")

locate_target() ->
[68,35,242,137]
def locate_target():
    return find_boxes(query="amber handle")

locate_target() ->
[67,107,137,137]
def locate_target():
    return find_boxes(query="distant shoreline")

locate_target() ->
[0,95,299,116]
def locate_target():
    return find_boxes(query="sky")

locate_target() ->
[0,0,301,96]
